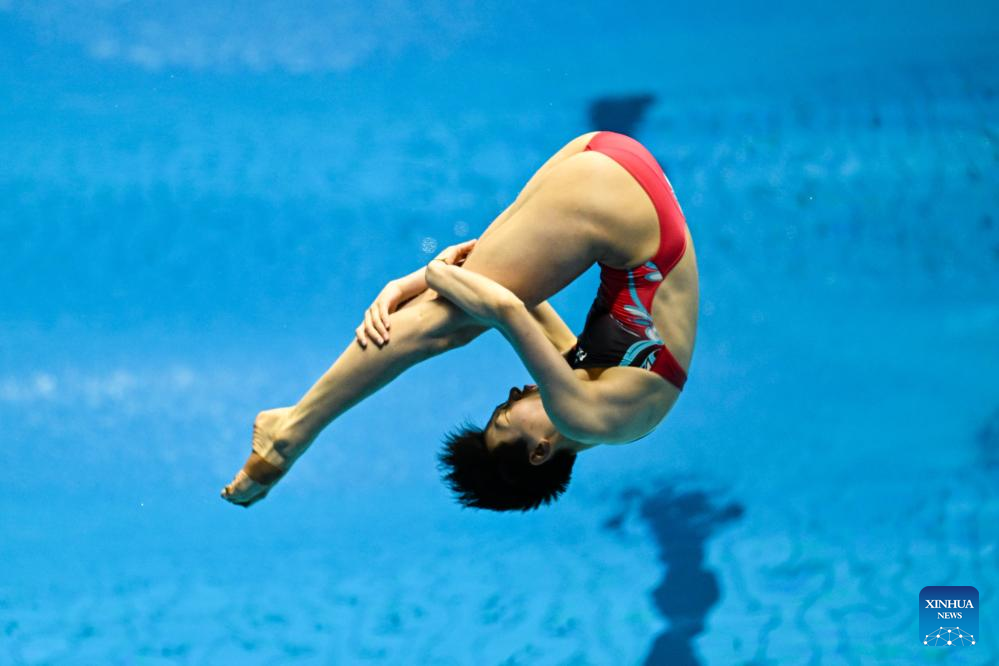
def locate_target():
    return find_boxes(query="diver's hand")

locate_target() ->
[433,238,477,267]
[356,280,405,348]
[425,260,522,327]
[355,239,477,348]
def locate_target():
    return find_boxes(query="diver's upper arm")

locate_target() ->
[552,373,658,445]
[493,300,651,445]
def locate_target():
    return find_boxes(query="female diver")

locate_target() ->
[221,130,699,511]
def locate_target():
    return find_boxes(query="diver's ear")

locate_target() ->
[528,439,554,466]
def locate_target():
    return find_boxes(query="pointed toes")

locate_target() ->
[221,470,266,505]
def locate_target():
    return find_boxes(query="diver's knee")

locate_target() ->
[429,321,485,352]
[414,299,482,353]
[447,324,486,349]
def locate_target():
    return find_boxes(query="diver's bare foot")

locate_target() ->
[221,407,306,508]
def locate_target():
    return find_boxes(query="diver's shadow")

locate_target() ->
[587,93,657,138]
[978,406,999,472]
[608,484,744,666]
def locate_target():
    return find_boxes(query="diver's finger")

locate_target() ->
[364,309,384,346]
[441,244,462,264]
[355,324,368,348]
[454,238,477,265]
[378,301,391,333]
[371,305,389,341]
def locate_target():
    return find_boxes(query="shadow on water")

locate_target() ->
[606,484,744,666]
[585,93,674,180]
[978,406,999,472]
[587,93,657,136]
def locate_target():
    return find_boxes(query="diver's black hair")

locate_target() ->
[437,422,576,512]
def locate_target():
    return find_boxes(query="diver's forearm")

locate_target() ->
[496,303,585,401]
[394,267,428,299]
[494,302,597,440]
[279,298,471,446]
[529,301,577,354]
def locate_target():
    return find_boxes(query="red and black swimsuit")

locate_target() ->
[567,131,689,391]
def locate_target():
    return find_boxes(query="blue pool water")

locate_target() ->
[2,2,998,663]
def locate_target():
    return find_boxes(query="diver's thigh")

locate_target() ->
[511,132,600,205]
[461,157,607,307]
[462,213,596,307]
[476,132,599,245]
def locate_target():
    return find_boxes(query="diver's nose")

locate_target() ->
[509,386,521,400]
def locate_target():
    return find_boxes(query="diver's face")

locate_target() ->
[483,384,555,457]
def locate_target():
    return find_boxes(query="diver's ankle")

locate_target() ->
[272,407,314,454]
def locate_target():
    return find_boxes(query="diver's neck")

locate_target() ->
[556,433,600,454]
